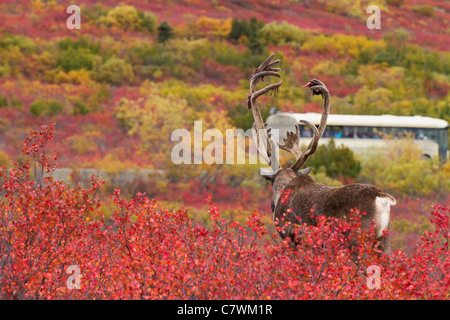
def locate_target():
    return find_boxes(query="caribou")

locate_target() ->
[247,54,396,254]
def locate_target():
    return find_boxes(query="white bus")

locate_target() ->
[265,112,449,161]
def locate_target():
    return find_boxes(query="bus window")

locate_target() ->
[391,127,400,138]
[373,128,382,139]
[299,125,313,137]
[438,128,449,162]
[357,126,371,138]
[437,128,448,147]
[406,127,419,139]
[343,127,353,138]
[417,129,428,140]
[333,126,343,138]
[425,128,438,142]
[326,126,343,138]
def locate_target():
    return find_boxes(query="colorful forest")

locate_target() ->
[0,0,449,299]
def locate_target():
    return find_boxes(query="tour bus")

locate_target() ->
[265,112,449,162]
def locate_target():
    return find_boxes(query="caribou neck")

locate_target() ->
[271,169,316,212]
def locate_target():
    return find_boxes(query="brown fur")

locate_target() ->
[270,168,393,254]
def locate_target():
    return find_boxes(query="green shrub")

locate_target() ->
[0,35,37,54]
[97,5,157,33]
[259,21,310,46]
[57,47,97,72]
[48,100,64,115]
[30,98,64,116]
[0,151,12,168]
[58,36,100,53]
[30,98,47,116]
[211,41,242,66]
[137,10,158,32]
[81,3,109,23]
[91,57,134,85]
[319,0,365,18]
[411,5,435,17]
[228,103,274,131]
[386,0,405,7]
[0,95,7,108]
[305,138,361,179]
[73,100,90,115]
[99,5,141,31]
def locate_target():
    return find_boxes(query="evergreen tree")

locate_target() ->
[229,18,243,41]
[228,16,265,54]
[157,21,174,44]
[246,35,264,54]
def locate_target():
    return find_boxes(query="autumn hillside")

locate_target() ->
[0,0,449,253]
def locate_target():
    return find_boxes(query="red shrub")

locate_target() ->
[0,123,448,299]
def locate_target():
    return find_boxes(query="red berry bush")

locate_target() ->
[0,123,448,299]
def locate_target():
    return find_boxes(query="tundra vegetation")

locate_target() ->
[0,0,449,299]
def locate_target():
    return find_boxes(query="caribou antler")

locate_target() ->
[248,56,330,174]
[279,120,319,160]
[247,54,283,172]
[279,79,330,171]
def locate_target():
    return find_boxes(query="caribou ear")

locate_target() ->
[258,168,281,183]
[296,167,312,176]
